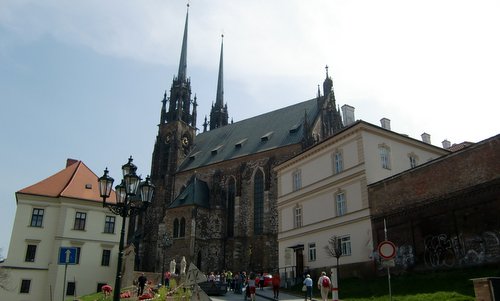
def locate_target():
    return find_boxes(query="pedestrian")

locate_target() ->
[259,274,265,290]
[164,270,171,288]
[272,271,281,299]
[303,274,313,301]
[247,273,257,301]
[137,273,147,296]
[227,270,233,291]
[317,271,331,301]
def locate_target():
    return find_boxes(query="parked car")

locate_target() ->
[263,274,273,286]
[255,273,273,287]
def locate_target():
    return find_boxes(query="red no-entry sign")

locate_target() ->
[377,240,396,260]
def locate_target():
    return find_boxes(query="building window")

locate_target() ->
[336,192,346,216]
[75,247,81,264]
[408,153,419,168]
[173,219,179,238]
[340,236,352,256]
[254,169,264,235]
[226,178,236,237]
[379,145,391,169]
[25,244,37,262]
[101,249,111,266]
[308,243,317,261]
[333,151,343,174]
[30,208,44,227]
[104,216,115,233]
[292,169,302,191]
[97,283,107,294]
[20,279,31,294]
[66,281,76,296]
[293,206,302,228]
[180,217,186,237]
[74,212,87,230]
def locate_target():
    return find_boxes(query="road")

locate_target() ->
[210,286,305,301]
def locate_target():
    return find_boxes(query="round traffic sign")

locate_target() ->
[377,240,396,259]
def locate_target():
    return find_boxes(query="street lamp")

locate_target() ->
[98,156,154,301]
[160,233,173,286]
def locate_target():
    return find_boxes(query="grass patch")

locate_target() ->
[288,265,499,301]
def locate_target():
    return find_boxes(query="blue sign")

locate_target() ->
[58,247,77,265]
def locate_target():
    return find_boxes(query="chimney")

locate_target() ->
[442,139,451,149]
[380,118,391,130]
[341,104,355,126]
[66,158,78,167]
[421,133,431,144]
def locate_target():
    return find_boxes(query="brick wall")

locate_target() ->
[369,135,500,272]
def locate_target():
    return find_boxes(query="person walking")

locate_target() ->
[317,271,331,301]
[303,274,313,301]
[137,273,147,296]
[272,271,281,299]
[247,273,257,301]
[164,271,171,288]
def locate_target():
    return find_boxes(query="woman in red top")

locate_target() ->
[272,272,281,299]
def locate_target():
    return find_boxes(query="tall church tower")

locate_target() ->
[140,4,197,271]
[209,35,229,130]
[320,65,344,138]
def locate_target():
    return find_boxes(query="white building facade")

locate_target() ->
[0,159,120,301]
[275,121,448,280]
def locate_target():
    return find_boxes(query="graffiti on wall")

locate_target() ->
[373,230,500,270]
[423,230,500,268]
[372,244,416,271]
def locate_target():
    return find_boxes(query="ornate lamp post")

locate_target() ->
[98,156,154,301]
[160,233,173,286]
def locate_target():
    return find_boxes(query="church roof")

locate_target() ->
[17,159,114,203]
[179,97,320,171]
[169,177,210,208]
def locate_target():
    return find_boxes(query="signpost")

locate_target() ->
[379,219,395,301]
[378,240,396,260]
[59,247,77,301]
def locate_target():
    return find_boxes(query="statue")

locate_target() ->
[170,259,176,274]
[180,256,187,275]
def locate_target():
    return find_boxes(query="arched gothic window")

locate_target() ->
[180,217,186,237]
[173,218,179,238]
[253,169,264,235]
[227,177,236,237]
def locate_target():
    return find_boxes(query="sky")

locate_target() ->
[1,0,499,258]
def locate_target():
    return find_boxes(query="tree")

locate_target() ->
[0,248,12,291]
[324,235,343,260]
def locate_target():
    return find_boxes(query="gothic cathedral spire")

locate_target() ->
[165,4,196,128]
[321,65,344,138]
[143,3,196,272]
[210,35,229,130]
[177,4,189,83]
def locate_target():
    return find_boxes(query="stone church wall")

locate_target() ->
[160,144,302,274]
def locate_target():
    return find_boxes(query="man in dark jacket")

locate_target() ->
[138,273,147,296]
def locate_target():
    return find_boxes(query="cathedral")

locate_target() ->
[129,6,346,274]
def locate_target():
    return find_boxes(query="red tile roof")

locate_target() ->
[17,159,116,204]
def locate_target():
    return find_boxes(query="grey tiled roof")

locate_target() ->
[178,97,319,172]
[169,178,210,209]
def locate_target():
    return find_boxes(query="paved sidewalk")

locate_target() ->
[255,286,314,301]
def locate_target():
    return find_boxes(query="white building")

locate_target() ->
[0,159,120,301]
[275,120,449,280]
